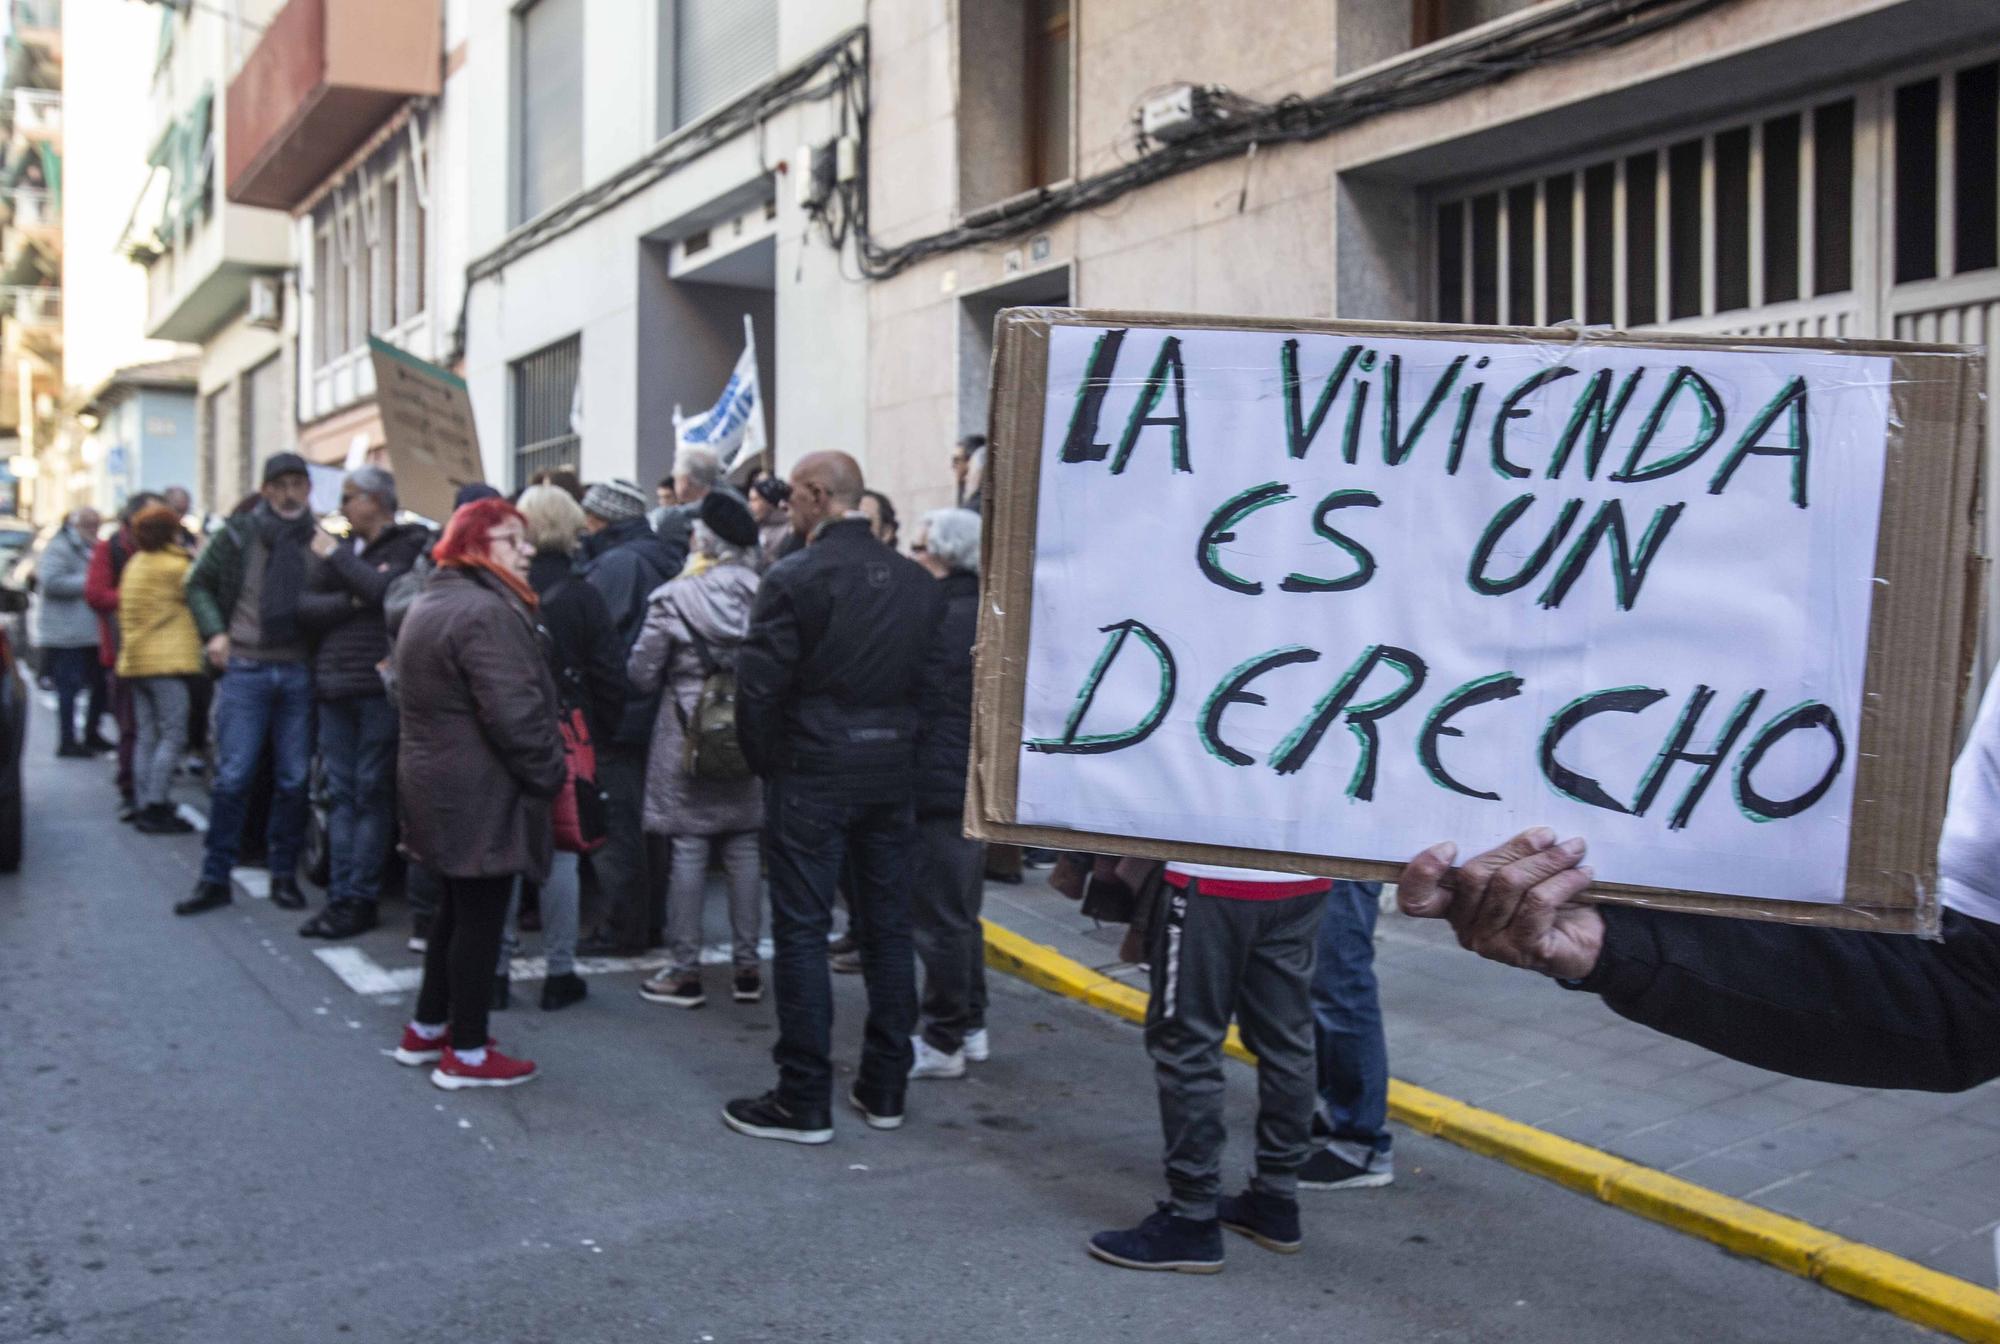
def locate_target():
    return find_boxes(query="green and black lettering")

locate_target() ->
[1110,335,1192,475]
[1734,701,1845,821]
[1382,353,1467,467]
[1444,357,1491,475]
[1059,328,1126,464]
[1547,367,1646,480]
[1280,339,1362,460]
[1610,365,1726,484]
[1539,686,1669,813]
[1708,375,1811,508]
[1630,686,1765,829]
[1467,494,1583,597]
[1536,499,1687,611]
[1024,619,1178,756]
[1281,489,1382,593]
[1199,645,1322,767]
[1269,644,1428,800]
[1198,481,1292,596]
[1490,366,1578,480]
[1417,671,1525,800]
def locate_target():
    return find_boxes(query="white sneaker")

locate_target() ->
[962,1028,990,1062]
[908,1037,967,1080]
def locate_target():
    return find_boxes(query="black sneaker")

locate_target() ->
[1218,1186,1303,1253]
[1298,1145,1394,1190]
[268,877,307,911]
[174,881,232,916]
[540,972,588,1011]
[55,741,89,759]
[722,1091,833,1145]
[732,969,763,1003]
[133,804,194,835]
[848,1084,905,1131]
[1087,1204,1224,1274]
[298,901,378,940]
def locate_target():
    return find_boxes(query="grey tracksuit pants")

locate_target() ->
[1145,881,1327,1221]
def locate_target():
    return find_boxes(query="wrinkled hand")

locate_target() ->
[309,528,338,559]
[205,634,230,671]
[1396,827,1605,981]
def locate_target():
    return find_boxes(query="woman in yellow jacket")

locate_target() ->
[117,504,203,835]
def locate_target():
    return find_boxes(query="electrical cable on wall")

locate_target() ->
[457,0,1725,352]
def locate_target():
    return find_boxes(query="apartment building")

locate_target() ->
[222,0,454,475]
[0,0,61,516]
[122,0,292,515]
[459,0,866,491]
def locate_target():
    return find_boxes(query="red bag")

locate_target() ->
[551,700,609,855]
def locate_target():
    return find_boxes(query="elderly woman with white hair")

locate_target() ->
[630,489,767,1010]
[905,507,990,1078]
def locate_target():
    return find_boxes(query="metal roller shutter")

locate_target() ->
[672,0,777,129]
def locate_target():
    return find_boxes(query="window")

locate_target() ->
[308,136,431,383]
[957,0,1074,213]
[512,336,581,488]
[516,0,583,225]
[662,0,776,134]
[1413,0,1543,47]
[1433,98,1860,327]
[1893,62,2000,283]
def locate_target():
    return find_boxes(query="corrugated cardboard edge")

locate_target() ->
[969,309,1986,934]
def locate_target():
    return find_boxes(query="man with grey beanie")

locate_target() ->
[578,479,681,953]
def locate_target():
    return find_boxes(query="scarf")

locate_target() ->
[253,500,315,648]
[443,555,540,611]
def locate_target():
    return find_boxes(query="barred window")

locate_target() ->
[512,336,582,489]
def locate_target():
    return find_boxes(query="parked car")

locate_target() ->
[0,584,31,870]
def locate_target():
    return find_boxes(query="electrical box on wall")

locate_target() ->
[247,275,282,330]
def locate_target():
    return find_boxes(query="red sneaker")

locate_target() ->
[431,1046,537,1090]
[392,1025,449,1066]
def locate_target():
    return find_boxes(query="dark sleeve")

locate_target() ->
[735,570,801,778]
[655,511,691,582]
[1571,905,2000,1093]
[914,594,957,751]
[586,552,644,650]
[575,584,628,741]
[295,565,357,634]
[321,539,416,610]
[454,608,567,800]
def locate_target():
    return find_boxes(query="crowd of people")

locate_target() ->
[33,423,1996,1276]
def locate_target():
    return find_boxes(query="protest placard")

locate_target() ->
[968,311,1985,933]
[370,337,485,524]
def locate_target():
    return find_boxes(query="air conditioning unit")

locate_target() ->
[247,275,282,330]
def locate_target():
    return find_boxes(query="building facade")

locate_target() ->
[124,0,293,516]
[860,0,2000,659]
[458,0,867,493]
[79,355,197,502]
[1,0,62,517]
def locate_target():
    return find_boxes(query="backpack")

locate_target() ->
[672,612,752,782]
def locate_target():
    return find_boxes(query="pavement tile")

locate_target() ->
[1666,1152,1799,1198]
[1917,1231,2000,1291]
[1835,1204,1984,1262]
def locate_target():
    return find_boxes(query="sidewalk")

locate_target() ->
[982,871,2000,1291]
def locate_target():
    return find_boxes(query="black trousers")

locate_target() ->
[413,874,515,1050]
[1577,906,2000,1092]
[763,777,918,1114]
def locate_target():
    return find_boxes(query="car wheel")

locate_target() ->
[0,776,22,873]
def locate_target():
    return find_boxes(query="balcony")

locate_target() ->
[11,89,59,146]
[225,0,440,212]
[9,188,56,234]
[6,286,59,328]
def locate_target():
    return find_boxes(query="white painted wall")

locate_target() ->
[460,0,867,488]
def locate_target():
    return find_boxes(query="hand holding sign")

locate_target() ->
[1396,829,1603,980]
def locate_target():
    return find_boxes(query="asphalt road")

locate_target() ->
[0,749,1938,1343]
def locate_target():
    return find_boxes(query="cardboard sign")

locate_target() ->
[969,311,1985,933]
[369,337,485,524]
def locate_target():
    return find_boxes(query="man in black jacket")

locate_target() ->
[723,451,941,1144]
[906,507,988,1080]
[577,479,680,954]
[296,467,430,939]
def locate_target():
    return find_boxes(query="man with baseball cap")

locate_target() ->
[178,452,321,916]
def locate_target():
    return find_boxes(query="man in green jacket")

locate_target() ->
[176,453,321,917]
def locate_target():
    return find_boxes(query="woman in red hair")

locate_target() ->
[388,499,566,1088]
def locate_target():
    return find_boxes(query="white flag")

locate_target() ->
[673,332,765,478]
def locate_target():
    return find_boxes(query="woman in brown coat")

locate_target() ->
[388,499,565,1090]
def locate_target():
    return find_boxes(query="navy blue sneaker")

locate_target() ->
[1218,1186,1302,1253]
[1087,1203,1224,1273]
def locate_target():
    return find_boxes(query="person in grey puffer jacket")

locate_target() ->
[37,509,109,756]
[628,489,765,1010]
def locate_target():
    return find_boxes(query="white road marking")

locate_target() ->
[232,868,271,900]
[312,940,775,997]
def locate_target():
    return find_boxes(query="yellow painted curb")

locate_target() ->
[982,918,2000,1343]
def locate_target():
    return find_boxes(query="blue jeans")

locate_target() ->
[1313,879,1392,1163]
[318,695,397,908]
[46,645,104,750]
[763,778,919,1113]
[201,658,313,887]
